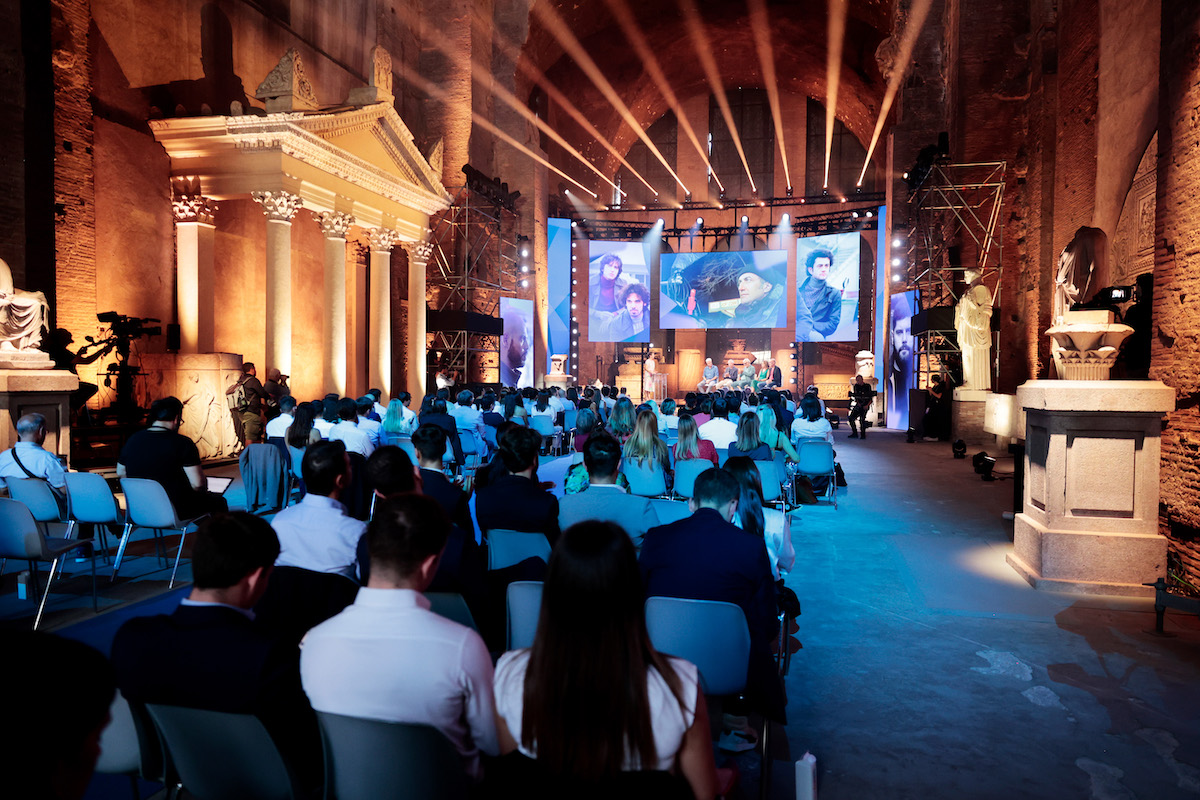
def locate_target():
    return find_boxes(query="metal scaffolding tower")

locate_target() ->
[906,160,1006,388]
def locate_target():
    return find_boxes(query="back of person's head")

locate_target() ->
[356,396,374,416]
[432,397,448,415]
[436,387,450,402]
[735,412,762,452]
[521,386,538,401]
[675,414,701,459]
[398,391,412,406]
[456,389,473,406]
[699,396,713,415]
[723,456,765,539]
[756,403,779,434]
[583,433,621,479]
[711,397,728,419]
[692,467,739,511]
[150,396,184,422]
[369,388,382,402]
[16,412,47,439]
[365,445,418,497]
[286,404,316,448]
[322,396,340,423]
[523,520,680,780]
[192,512,280,590]
[302,439,349,497]
[278,395,297,415]
[800,394,823,422]
[366,494,450,582]
[601,385,611,398]
[807,384,820,396]
[242,361,255,374]
[338,397,358,422]
[608,396,636,437]
[536,390,550,412]
[3,630,116,800]
[479,395,495,411]
[382,399,406,434]
[661,398,675,416]
[575,407,597,436]
[499,425,541,473]
[411,423,447,463]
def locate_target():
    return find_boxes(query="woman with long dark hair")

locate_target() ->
[493,521,717,797]
[722,456,794,580]
[606,396,637,444]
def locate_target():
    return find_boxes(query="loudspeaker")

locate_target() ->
[911,306,955,334]
[166,323,181,352]
[802,343,821,364]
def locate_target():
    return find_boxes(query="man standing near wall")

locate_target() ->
[227,362,268,445]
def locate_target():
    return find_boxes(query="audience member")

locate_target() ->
[475,426,559,543]
[530,389,563,451]
[328,397,375,458]
[285,403,321,487]
[572,407,599,453]
[791,394,834,445]
[480,394,506,428]
[117,396,228,516]
[412,423,473,532]
[727,412,772,461]
[670,414,718,467]
[623,409,672,487]
[265,394,297,440]
[606,395,637,444]
[0,412,67,496]
[420,396,466,464]
[356,396,384,448]
[270,440,365,579]
[697,396,737,449]
[315,394,340,438]
[660,398,679,431]
[301,494,499,780]
[450,389,488,443]
[559,434,659,550]
[756,403,798,460]
[493,521,717,798]
[367,388,387,420]
[723,456,794,581]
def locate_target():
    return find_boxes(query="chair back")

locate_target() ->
[644,596,750,696]
[388,436,418,464]
[621,459,667,497]
[7,477,66,524]
[562,408,578,434]
[146,704,298,800]
[482,425,499,451]
[95,691,142,777]
[487,529,552,571]
[425,592,478,631]
[120,479,184,529]
[716,448,730,467]
[672,459,713,499]
[506,580,544,650]
[796,441,835,475]
[254,566,360,646]
[528,415,555,437]
[649,498,691,525]
[317,712,469,800]
[64,472,121,525]
[753,459,783,503]
[342,452,372,520]
[266,437,291,475]
[0,497,51,559]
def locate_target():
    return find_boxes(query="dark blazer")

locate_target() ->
[420,468,473,532]
[418,411,465,464]
[475,473,560,544]
[110,603,320,782]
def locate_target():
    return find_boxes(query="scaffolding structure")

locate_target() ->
[426,187,519,384]
[906,160,1006,388]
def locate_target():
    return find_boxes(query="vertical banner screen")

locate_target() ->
[886,289,918,429]
[499,297,534,389]
[587,241,651,342]
[659,250,788,329]
[546,218,572,376]
[795,233,861,342]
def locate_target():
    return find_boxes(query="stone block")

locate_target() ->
[0,369,79,464]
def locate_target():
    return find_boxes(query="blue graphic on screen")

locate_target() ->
[886,289,918,430]
[546,218,572,375]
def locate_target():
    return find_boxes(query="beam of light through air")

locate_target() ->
[748,0,790,191]
[823,0,849,188]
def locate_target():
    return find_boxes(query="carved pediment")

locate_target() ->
[255,48,319,113]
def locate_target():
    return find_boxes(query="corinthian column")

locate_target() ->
[403,239,434,401]
[368,228,399,397]
[252,191,303,376]
[318,212,355,395]
[172,193,218,353]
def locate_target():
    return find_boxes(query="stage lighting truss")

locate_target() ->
[906,160,1006,394]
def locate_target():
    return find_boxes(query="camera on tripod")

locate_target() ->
[96,311,162,340]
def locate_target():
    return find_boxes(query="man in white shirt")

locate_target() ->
[368,388,388,420]
[395,391,418,432]
[355,396,383,448]
[448,389,487,445]
[329,398,375,457]
[0,413,66,494]
[698,396,738,449]
[300,493,499,780]
[265,395,296,440]
[271,440,366,579]
[558,434,658,549]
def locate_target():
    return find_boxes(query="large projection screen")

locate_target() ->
[795,233,860,342]
[546,218,573,375]
[499,297,534,389]
[886,289,918,429]
[587,241,651,343]
[659,250,788,329]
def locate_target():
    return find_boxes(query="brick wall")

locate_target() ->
[1154,1,1200,582]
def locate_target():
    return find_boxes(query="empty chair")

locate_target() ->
[752,459,783,505]
[389,435,419,464]
[146,704,300,800]
[482,425,499,452]
[456,428,486,482]
[795,441,837,509]
[649,498,691,525]
[6,477,71,539]
[621,459,668,498]
[317,711,469,800]
[64,471,123,563]
[562,408,578,438]
[117,478,205,587]
[672,459,713,500]
[0,497,97,629]
[506,580,544,650]
[425,591,478,631]
[716,448,730,467]
[95,690,174,797]
[487,529,551,571]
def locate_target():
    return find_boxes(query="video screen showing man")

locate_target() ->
[658,250,788,330]
[587,242,651,342]
[597,283,651,343]
[887,290,917,429]
[500,298,534,389]
[795,233,861,342]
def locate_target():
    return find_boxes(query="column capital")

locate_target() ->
[402,239,435,265]
[368,227,399,253]
[252,190,303,222]
[318,211,355,239]
[172,195,218,225]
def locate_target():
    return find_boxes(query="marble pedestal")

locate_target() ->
[1007,380,1174,596]
[0,369,79,466]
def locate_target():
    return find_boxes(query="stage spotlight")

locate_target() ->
[786,186,793,196]
[893,237,903,247]
[972,451,997,480]
[741,215,749,223]
[782,213,790,222]
[520,279,529,288]
[657,218,664,226]
[865,211,873,218]
[892,258,902,267]
[521,265,529,273]
[571,221,578,227]
[696,217,704,227]
[565,189,571,195]
[892,274,902,283]
[852,211,859,219]
[952,440,967,459]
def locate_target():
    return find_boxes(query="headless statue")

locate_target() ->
[1054,227,1108,323]
[0,258,49,352]
[955,269,993,391]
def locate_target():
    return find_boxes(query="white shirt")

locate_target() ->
[271,494,366,579]
[373,400,389,420]
[313,418,335,438]
[698,417,738,449]
[0,442,66,490]
[265,412,293,439]
[791,416,834,445]
[301,588,499,779]
[357,416,384,448]
[494,649,698,771]
[329,420,375,457]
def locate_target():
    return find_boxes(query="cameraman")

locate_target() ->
[226,362,268,445]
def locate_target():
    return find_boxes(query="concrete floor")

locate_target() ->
[782,426,1200,799]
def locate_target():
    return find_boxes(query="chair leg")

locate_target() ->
[759,717,771,800]
[169,526,189,589]
[34,557,60,629]
[112,523,134,581]
[0,558,5,578]
[89,544,97,612]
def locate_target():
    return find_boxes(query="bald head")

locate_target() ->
[16,413,47,445]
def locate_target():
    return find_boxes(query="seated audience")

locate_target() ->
[265,394,296,440]
[111,513,319,784]
[301,494,499,781]
[285,403,321,487]
[559,434,659,550]
[382,394,417,438]
[356,396,384,448]
[723,456,794,580]
[660,398,679,431]
[450,389,488,443]
[572,407,599,453]
[271,440,365,579]
[475,426,559,543]
[420,396,466,464]
[368,387,388,420]
[606,395,637,444]
[117,396,228,517]
[638,469,784,721]
[756,404,799,461]
[791,394,834,445]
[697,397,737,449]
[493,520,717,799]
[315,394,340,438]
[623,410,672,488]
[530,390,563,451]
[412,423,473,532]
[670,414,718,467]
[0,412,67,496]
[480,394,506,428]
[727,412,772,461]
[330,397,375,458]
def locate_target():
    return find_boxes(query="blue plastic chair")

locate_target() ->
[672,459,713,499]
[0,497,97,629]
[64,471,123,562]
[528,414,558,454]
[487,529,551,571]
[649,498,691,525]
[621,459,668,497]
[795,441,837,509]
[644,596,750,696]
[117,479,206,587]
[425,592,478,632]
[6,477,71,539]
[752,459,783,504]
[506,580,544,650]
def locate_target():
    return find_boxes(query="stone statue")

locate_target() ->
[180,371,240,459]
[955,269,993,391]
[854,350,875,379]
[0,258,53,368]
[1054,226,1108,323]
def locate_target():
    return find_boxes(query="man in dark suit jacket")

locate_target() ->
[110,512,320,787]
[475,426,560,544]
[417,396,465,465]
[639,468,784,721]
[412,423,473,533]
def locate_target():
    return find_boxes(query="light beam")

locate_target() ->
[824,0,849,188]
[748,0,791,191]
